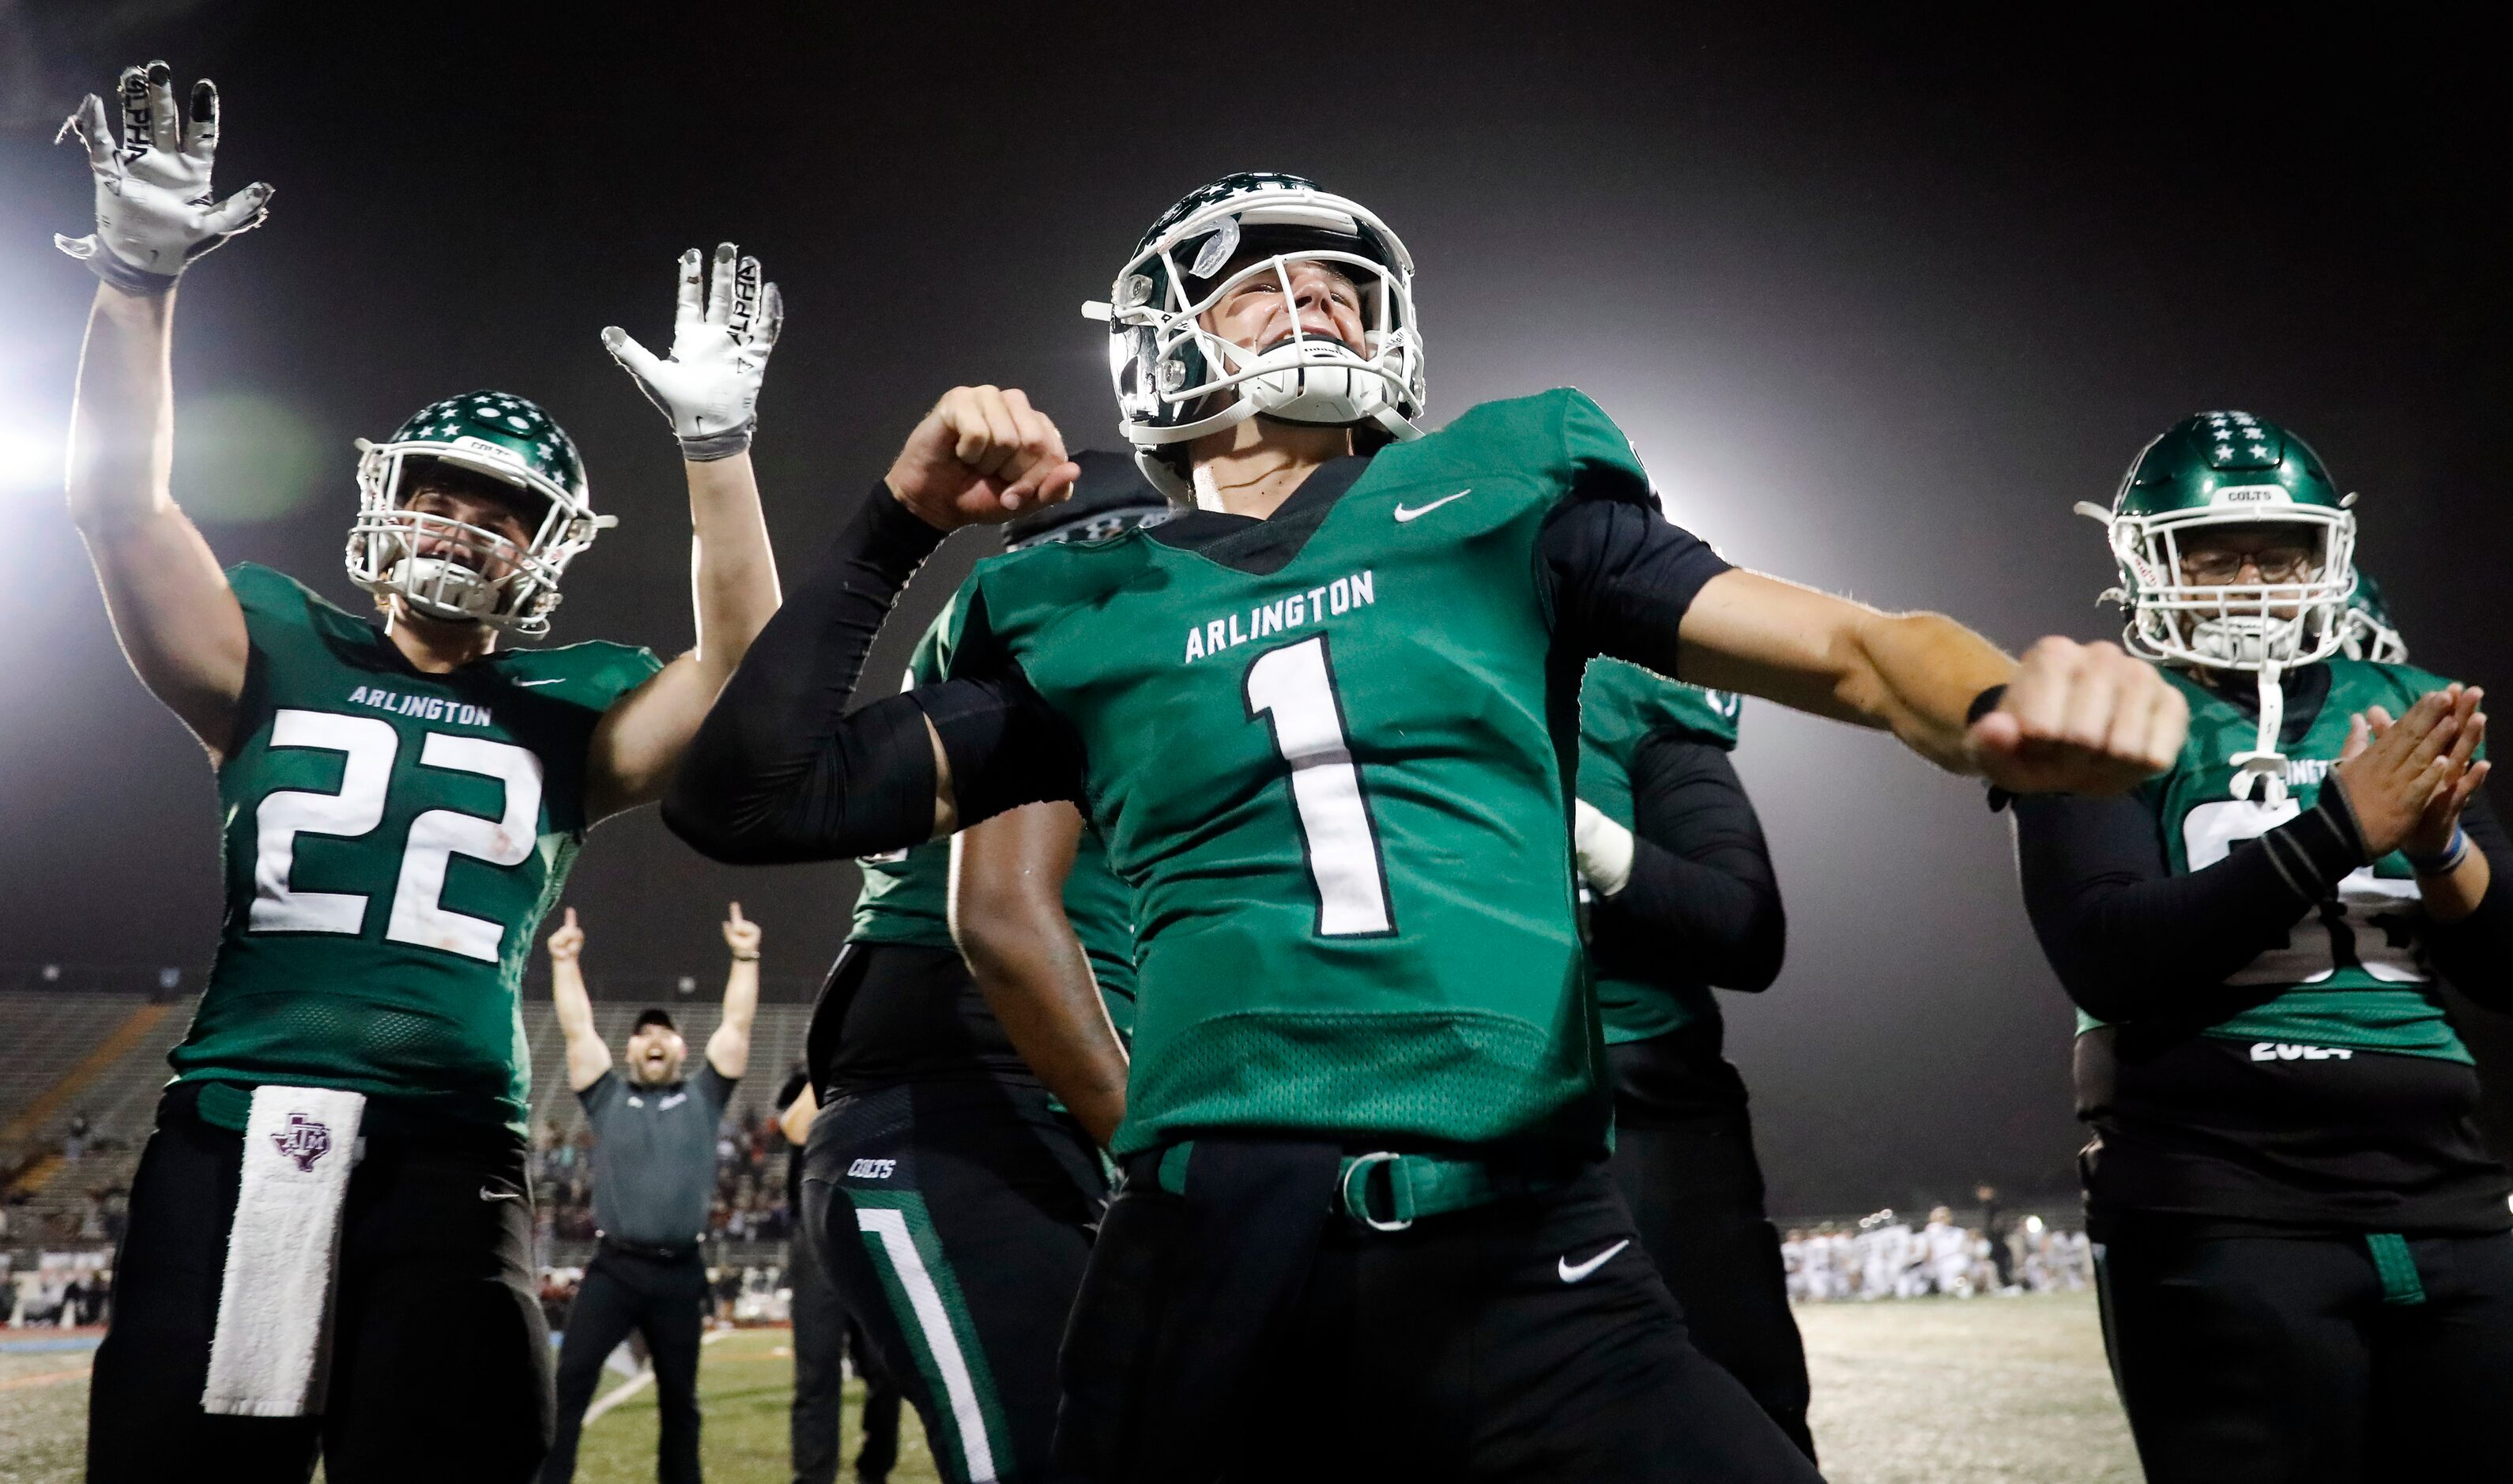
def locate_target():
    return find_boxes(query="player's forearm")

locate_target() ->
[682,450,781,683]
[661,490,948,862]
[1834,610,2016,772]
[2425,796,2513,1006]
[67,284,178,532]
[1675,572,2014,775]
[2012,789,2364,1023]
[958,914,1128,1147]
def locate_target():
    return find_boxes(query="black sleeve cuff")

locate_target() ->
[2256,786,2372,902]
[859,483,951,577]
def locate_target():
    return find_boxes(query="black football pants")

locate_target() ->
[800,1077,1106,1484]
[791,1203,903,1484]
[1608,1109,1816,1460]
[1056,1139,1824,1483]
[2097,1222,2513,1482]
[543,1245,708,1484]
[89,1085,552,1484]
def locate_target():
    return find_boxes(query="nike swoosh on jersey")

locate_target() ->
[479,1186,524,1201]
[1558,1238,1630,1283]
[516,678,566,687]
[1392,489,1471,522]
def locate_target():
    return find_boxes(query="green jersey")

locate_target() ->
[951,389,1673,1157]
[2093,658,2476,1061]
[850,591,1141,1031]
[1576,657,1744,1042]
[175,564,660,1132]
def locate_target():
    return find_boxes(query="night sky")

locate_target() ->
[2,4,2506,1215]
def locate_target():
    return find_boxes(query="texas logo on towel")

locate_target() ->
[271,1112,334,1173]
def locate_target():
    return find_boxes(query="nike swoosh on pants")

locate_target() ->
[1558,1238,1630,1282]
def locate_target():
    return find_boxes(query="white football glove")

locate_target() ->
[1572,798,1637,899]
[55,62,273,296]
[602,243,785,461]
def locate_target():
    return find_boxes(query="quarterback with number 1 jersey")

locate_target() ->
[948,388,1648,1158]
[186,563,658,1132]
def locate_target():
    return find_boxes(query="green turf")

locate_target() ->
[569,1328,940,1484]
[2,1297,2140,1482]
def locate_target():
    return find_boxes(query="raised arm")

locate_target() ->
[950,802,1129,1147]
[1532,495,2186,795]
[707,902,761,1079]
[587,247,786,817]
[546,908,612,1092]
[60,65,272,761]
[661,386,1082,862]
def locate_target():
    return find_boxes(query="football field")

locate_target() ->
[0,1294,2135,1482]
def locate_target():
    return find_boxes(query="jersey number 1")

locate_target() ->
[1245,636,1394,936]
[249,708,544,963]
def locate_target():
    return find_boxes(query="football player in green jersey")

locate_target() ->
[665,172,2185,1479]
[789,455,1155,1484]
[2014,413,2513,1482]
[59,63,783,1482]
[1571,659,1813,1459]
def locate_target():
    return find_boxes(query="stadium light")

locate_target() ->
[0,417,66,498]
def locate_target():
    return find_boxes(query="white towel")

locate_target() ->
[201,1085,366,1417]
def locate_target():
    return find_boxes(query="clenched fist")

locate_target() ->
[1967,638,2187,795]
[721,902,762,959]
[886,385,1080,531]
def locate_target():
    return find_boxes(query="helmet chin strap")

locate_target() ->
[2229,660,2289,804]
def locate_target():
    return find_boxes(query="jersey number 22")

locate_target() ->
[248,708,543,963]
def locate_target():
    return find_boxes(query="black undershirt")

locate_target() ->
[2012,663,2513,1234]
[803,941,1034,1099]
[1589,733,1786,1123]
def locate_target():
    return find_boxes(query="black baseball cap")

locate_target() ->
[631,1008,677,1034]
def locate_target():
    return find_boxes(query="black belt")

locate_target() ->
[597,1233,702,1263]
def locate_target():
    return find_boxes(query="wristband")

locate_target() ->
[1970,685,2014,811]
[730,951,761,962]
[678,424,754,462]
[62,239,180,297]
[2405,826,2470,877]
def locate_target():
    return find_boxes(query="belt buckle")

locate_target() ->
[1342,1151,1414,1232]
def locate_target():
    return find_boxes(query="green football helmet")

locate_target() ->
[2078,411,2360,801]
[2078,410,2357,673]
[2343,571,2409,664]
[345,391,612,636]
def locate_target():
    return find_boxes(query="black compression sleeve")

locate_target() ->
[2424,790,2513,1011]
[1539,498,1732,673]
[661,489,950,864]
[2011,785,2371,1025]
[1590,735,1786,992]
